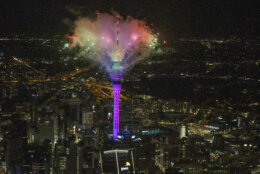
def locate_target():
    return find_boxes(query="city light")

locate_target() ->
[0,2,257,173]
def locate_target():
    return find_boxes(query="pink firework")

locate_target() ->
[70,13,158,73]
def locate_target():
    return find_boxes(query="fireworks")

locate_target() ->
[70,13,158,76]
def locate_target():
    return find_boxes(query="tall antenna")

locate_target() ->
[116,16,120,46]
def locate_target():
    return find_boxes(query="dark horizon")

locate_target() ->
[0,0,258,39]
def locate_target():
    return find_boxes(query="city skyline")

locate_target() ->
[0,0,258,174]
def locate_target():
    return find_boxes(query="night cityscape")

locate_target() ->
[0,0,259,174]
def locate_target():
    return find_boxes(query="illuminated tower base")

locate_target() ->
[111,71,123,140]
[112,82,121,140]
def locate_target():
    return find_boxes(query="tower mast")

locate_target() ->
[112,16,122,140]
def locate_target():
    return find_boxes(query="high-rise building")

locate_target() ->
[180,125,186,139]
[82,109,94,127]
[102,149,135,174]
[65,98,82,124]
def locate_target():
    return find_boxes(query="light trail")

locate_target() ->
[12,56,41,74]
[0,67,89,83]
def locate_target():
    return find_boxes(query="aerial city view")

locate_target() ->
[0,0,258,174]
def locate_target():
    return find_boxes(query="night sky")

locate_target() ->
[0,0,258,39]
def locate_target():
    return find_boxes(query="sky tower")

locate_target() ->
[69,13,157,140]
[111,16,123,140]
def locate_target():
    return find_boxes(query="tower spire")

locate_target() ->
[116,15,120,46]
